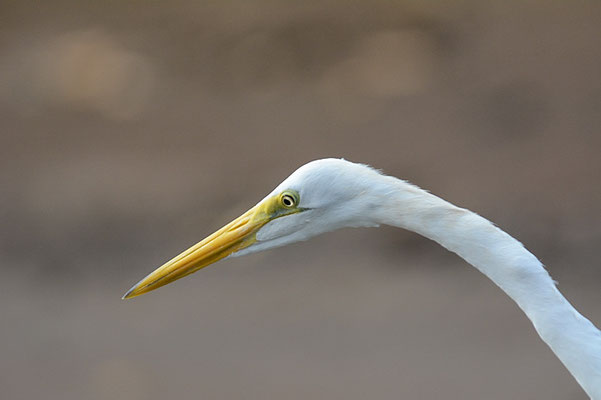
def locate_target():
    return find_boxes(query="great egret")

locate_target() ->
[124,158,601,398]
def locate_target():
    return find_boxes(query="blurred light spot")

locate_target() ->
[321,29,438,98]
[34,29,156,120]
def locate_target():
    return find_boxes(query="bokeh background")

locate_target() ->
[1,1,600,399]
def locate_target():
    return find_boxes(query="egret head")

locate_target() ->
[123,158,387,299]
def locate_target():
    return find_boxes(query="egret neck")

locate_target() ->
[372,175,601,398]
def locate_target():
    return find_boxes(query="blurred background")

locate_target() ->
[1,1,600,399]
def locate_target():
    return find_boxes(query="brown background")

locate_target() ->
[1,1,600,399]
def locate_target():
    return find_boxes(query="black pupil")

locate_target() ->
[283,196,293,206]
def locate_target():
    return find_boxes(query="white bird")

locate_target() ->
[124,158,601,398]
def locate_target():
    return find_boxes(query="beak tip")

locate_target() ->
[121,286,137,300]
[121,204,264,301]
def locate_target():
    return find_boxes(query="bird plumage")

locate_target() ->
[125,158,601,398]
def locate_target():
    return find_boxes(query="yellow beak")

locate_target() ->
[123,205,269,299]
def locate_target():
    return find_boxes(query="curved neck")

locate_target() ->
[374,177,601,398]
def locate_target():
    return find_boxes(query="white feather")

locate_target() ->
[235,158,601,398]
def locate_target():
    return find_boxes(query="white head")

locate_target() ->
[123,158,397,298]
[238,158,389,255]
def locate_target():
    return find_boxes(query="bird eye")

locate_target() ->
[280,191,298,208]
